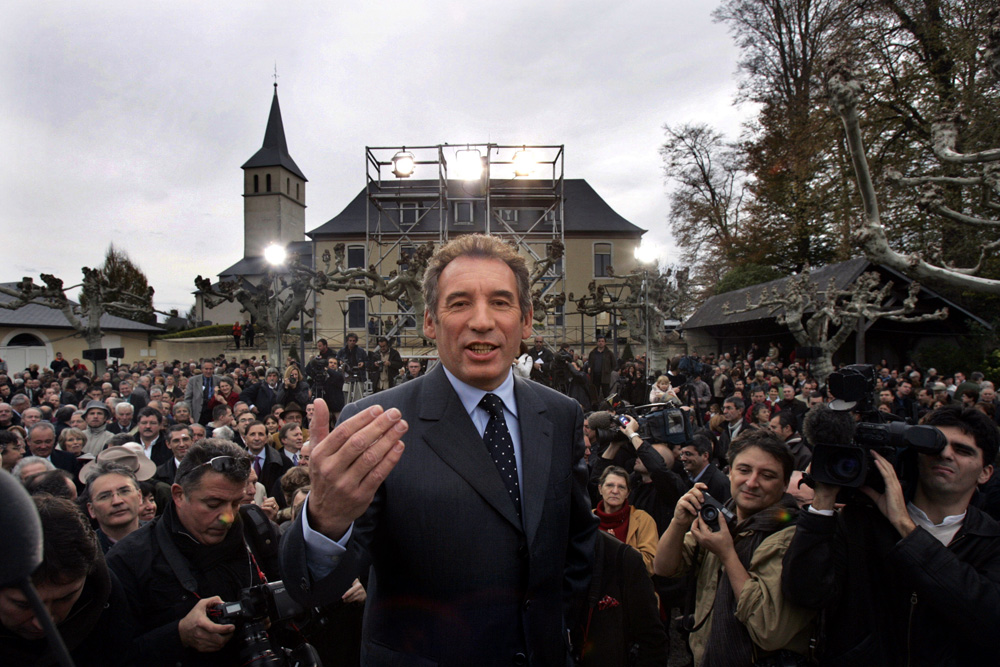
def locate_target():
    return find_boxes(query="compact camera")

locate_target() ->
[699,493,735,532]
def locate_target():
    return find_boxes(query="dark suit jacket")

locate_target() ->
[716,419,755,467]
[154,458,178,485]
[49,448,80,475]
[685,463,732,503]
[132,434,171,467]
[281,364,597,666]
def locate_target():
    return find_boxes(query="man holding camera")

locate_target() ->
[337,333,369,399]
[106,439,282,666]
[782,404,1000,666]
[655,429,814,666]
[368,336,403,394]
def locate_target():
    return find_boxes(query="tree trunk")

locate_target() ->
[811,352,835,385]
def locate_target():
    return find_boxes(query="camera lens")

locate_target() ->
[701,506,718,522]
[827,452,862,484]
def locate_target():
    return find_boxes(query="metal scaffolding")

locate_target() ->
[363,144,567,347]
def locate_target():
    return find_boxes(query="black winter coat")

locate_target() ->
[782,501,1000,667]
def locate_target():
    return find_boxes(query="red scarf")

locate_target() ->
[595,501,630,543]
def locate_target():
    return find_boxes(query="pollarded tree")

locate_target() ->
[0,268,157,375]
[722,268,948,382]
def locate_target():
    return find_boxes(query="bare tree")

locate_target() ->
[196,255,327,364]
[570,265,691,371]
[196,240,567,360]
[0,269,157,375]
[722,268,948,382]
[828,53,1000,294]
[661,123,747,291]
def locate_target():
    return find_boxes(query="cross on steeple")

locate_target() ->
[273,62,279,89]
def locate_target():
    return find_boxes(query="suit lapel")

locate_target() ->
[514,376,552,549]
[419,366,523,532]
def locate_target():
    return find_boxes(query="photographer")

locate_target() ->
[367,336,403,394]
[321,358,345,420]
[654,429,814,666]
[106,439,283,666]
[336,333,368,386]
[781,404,1000,666]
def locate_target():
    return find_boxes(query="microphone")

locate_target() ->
[0,472,75,667]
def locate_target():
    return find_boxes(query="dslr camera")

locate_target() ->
[209,581,322,667]
[810,364,946,492]
[699,492,735,532]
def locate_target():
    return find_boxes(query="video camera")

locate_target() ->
[809,364,946,492]
[304,357,329,385]
[209,581,322,667]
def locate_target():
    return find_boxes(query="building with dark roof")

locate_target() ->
[198,90,647,354]
[0,284,163,372]
[681,258,986,369]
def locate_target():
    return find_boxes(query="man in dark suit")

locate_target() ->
[119,380,147,412]
[131,407,171,466]
[153,425,193,485]
[282,234,597,666]
[717,396,754,467]
[678,434,731,502]
[26,421,78,475]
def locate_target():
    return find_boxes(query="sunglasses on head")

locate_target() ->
[177,455,249,482]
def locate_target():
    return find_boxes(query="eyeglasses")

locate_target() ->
[93,485,136,503]
[177,455,249,482]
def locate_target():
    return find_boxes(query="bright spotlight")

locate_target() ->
[453,148,483,181]
[512,147,535,177]
[264,243,287,266]
[391,149,416,178]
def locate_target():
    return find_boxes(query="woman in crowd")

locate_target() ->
[593,466,659,575]
[58,427,88,457]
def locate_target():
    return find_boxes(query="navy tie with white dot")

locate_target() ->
[479,393,522,519]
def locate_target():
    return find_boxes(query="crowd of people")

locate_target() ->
[3,240,1000,665]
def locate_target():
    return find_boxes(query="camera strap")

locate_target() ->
[154,513,263,598]
[155,518,201,596]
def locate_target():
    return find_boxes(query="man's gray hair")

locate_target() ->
[28,421,56,438]
[13,456,56,480]
[85,462,138,488]
[116,402,134,415]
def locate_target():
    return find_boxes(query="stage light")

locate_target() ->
[391,149,416,178]
[512,147,535,176]
[453,147,483,181]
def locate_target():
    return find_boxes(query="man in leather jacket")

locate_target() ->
[782,405,1000,666]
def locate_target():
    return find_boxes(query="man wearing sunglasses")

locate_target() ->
[106,439,279,666]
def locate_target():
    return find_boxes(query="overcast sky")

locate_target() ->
[1,1,751,315]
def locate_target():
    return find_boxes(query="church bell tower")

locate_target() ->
[241,83,307,257]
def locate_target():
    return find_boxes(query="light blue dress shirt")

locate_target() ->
[301,368,523,578]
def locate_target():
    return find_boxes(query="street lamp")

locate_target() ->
[265,243,287,370]
[337,299,350,348]
[604,282,628,360]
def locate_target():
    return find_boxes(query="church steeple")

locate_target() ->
[241,84,307,258]
[241,84,307,180]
